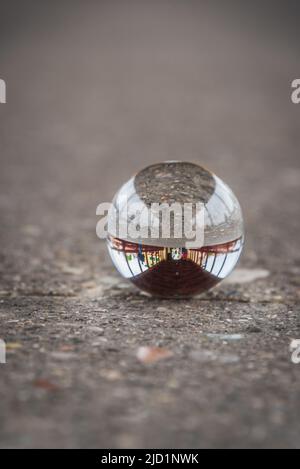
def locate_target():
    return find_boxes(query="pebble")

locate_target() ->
[50,352,77,360]
[156,306,171,313]
[190,349,240,364]
[225,268,270,284]
[87,326,104,334]
[206,333,244,341]
[136,346,173,364]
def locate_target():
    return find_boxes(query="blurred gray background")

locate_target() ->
[0,0,300,449]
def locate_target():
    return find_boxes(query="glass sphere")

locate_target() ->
[107,161,244,298]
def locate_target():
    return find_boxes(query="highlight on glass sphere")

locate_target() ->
[106,161,244,298]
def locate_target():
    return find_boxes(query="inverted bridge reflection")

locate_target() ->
[107,235,243,297]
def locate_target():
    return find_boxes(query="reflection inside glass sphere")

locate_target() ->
[106,161,244,298]
[107,235,243,297]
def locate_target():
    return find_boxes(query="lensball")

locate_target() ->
[106,161,244,298]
